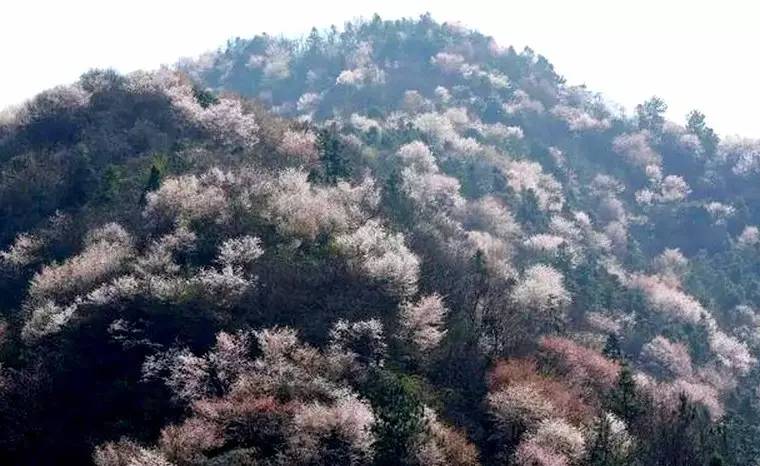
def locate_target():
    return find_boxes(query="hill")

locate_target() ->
[1,14,760,465]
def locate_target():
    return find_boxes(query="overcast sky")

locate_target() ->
[2,0,758,136]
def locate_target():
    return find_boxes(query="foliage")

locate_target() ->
[0,13,759,466]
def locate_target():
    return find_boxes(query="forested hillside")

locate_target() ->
[2,14,760,466]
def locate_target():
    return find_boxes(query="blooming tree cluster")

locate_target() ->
[414,408,480,466]
[511,265,571,317]
[486,358,612,466]
[413,111,482,157]
[718,136,760,176]
[642,335,694,378]
[129,70,260,151]
[336,42,386,88]
[22,223,135,341]
[501,160,565,212]
[629,274,707,325]
[431,52,509,89]
[334,219,420,297]
[398,294,448,354]
[737,226,760,248]
[107,326,380,465]
[629,274,756,377]
[143,172,230,228]
[261,169,379,240]
[703,202,736,225]
[504,89,546,115]
[247,42,293,81]
[635,372,725,420]
[652,248,689,286]
[0,233,45,272]
[613,131,661,170]
[538,336,621,393]
[279,128,319,164]
[551,104,611,132]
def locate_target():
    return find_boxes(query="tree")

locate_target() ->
[686,110,719,157]
[63,149,96,208]
[99,165,124,202]
[399,294,448,355]
[636,96,667,133]
[586,413,632,466]
[607,364,643,424]
[516,190,549,234]
[305,27,324,55]
[311,124,352,184]
[651,394,716,466]
[140,158,165,206]
[365,369,426,465]
[603,334,622,360]
[191,85,218,109]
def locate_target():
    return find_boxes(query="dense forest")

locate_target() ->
[2,14,760,465]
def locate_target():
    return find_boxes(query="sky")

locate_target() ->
[1,0,758,137]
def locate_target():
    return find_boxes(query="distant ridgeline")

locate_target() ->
[0,13,759,466]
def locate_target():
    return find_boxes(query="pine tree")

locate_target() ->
[140,156,166,206]
[311,124,351,184]
[191,85,218,109]
[603,334,622,360]
[636,96,667,133]
[608,364,642,424]
[365,369,426,466]
[686,110,719,157]
[99,165,123,202]
[515,190,549,234]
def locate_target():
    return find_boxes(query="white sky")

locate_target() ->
[1,0,758,137]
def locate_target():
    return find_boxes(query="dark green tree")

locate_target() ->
[311,124,352,184]
[99,165,124,202]
[686,110,719,157]
[191,86,218,109]
[608,364,643,424]
[515,190,549,234]
[636,96,667,133]
[140,156,167,206]
[603,334,622,360]
[63,149,96,208]
[365,369,427,466]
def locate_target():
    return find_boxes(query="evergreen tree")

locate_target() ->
[515,190,549,234]
[191,85,218,109]
[603,334,623,360]
[140,158,165,206]
[636,96,667,133]
[365,369,426,466]
[608,364,643,424]
[99,165,123,202]
[311,124,352,184]
[686,110,719,158]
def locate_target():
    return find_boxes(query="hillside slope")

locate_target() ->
[1,14,760,466]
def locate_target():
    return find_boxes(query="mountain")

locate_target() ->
[1,13,760,465]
